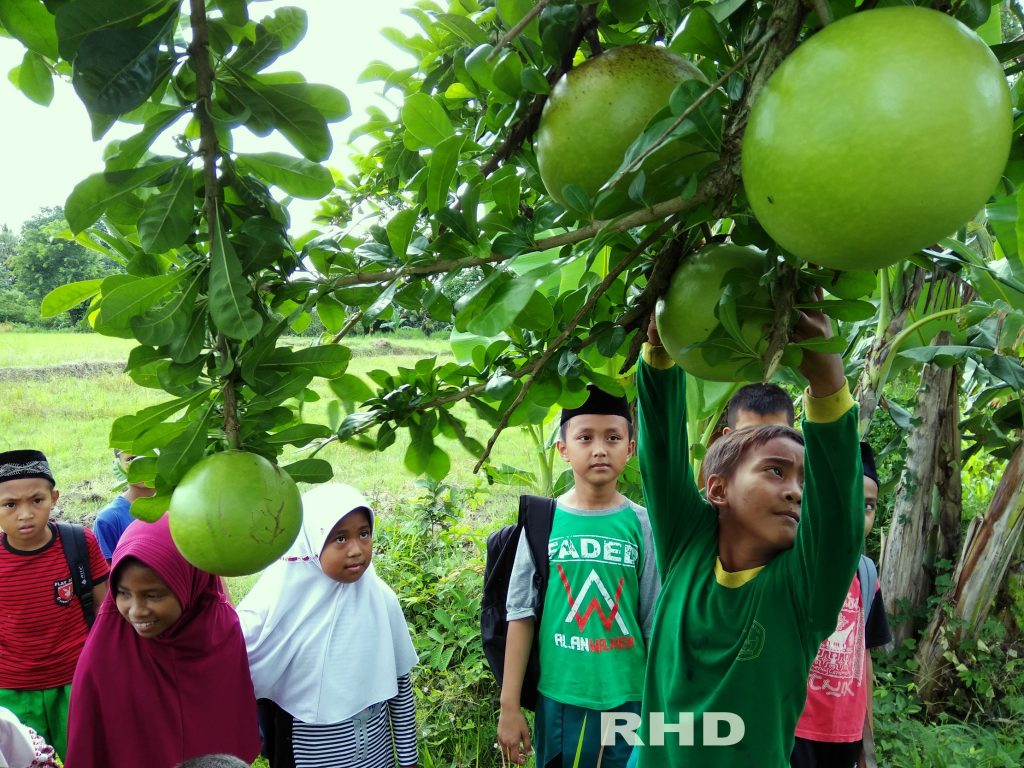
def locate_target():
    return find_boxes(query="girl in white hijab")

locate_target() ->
[238,484,418,768]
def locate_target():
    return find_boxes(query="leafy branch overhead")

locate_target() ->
[1,0,1022,498]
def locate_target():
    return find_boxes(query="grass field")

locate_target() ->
[0,330,536,524]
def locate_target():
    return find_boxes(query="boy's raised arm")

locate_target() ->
[787,306,865,633]
[637,318,713,573]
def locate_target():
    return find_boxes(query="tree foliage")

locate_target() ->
[1,0,1022,555]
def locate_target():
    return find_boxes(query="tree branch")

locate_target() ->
[487,0,552,62]
[331,309,364,344]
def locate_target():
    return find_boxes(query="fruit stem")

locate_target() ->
[217,333,242,450]
[487,0,552,62]
[188,0,220,229]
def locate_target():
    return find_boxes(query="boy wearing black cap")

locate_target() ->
[791,442,892,768]
[497,386,659,767]
[0,450,109,759]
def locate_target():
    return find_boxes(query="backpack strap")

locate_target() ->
[858,554,878,621]
[519,495,556,624]
[55,522,95,629]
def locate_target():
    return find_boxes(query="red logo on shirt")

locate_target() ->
[54,578,74,606]
[556,564,628,633]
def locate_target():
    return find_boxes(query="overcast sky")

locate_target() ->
[0,1,416,234]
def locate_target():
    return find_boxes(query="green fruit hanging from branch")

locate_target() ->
[742,6,1012,271]
[169,450,302,576]
[655,243,776,383]
[536,45,715,216]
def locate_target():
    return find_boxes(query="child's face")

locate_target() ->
[0,477,58,551]
[724,408,793,434]
[864,476,878,538]
[115,561,183,638]
[708,437,804,555]
[557,414,634,489]
[319,509,373,584]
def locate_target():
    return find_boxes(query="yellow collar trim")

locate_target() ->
[715,557,764,588]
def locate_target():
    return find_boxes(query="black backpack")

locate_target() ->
[481,495,555,712]
[55,522,96,629]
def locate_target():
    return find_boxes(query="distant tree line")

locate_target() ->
[0,207,120,327]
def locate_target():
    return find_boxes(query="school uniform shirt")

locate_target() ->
[0,524,109,690]
[635,349,864,768]
[794,576,893,743]
[92,495,133,560]
[506,499,659,710]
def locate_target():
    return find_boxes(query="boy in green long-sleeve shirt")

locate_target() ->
[630,308,864,768]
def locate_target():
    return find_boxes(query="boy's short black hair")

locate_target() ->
[726,383,795,428]
[703,424,804,483]
[175,756,248,768]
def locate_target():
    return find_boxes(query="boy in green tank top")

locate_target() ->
[498,386,659,767]
[630,307,864,768]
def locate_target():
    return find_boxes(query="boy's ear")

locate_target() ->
[628,438,637,458]
[556,440,569,461]
[721,426,732,436]
[51,489,60,504]
[705,474,727,506]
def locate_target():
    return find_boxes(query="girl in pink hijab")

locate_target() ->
[64,516,260,768]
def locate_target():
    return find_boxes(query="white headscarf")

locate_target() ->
[237,483,418,724]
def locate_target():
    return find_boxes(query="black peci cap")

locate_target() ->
[560,385,632,425]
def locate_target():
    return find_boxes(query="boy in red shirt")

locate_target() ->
[0,450,109,758]
[791,442,892,768]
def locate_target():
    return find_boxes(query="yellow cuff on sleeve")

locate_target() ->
[803,381,855,424]
[642,343,675,370]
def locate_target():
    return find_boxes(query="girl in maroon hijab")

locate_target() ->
[64,516,260,768]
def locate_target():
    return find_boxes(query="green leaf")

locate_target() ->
[156,412,210,487]
[898,345,982,367]
[0,0,59,59]
[670,7,732,63]
[806,269,878,300]
[464,44,495,90]
[138,163,194,253]
[98,272,183,329]
[401,92,454,150]
[327,372,374,406]
[264,423,333,448]
[426,133,466,213]
[130,494,170,523]
[387,208,419,259]
[110,389,213,443]
[316,294,346,334]
[435,13,488,46]
[222,76,332,161]
[104,108,186,172]
[282,458,334,484]
[264,345,351,377]
[72,6,178,115]
[56,0,172,59]
[41,278,103,318]
[208,207,263,341]
[235,151,334,199]
[796,299,876,322]
[492,50,523,98]
[539,3,580,62]
[66,158,179,233]
[10,51,54,106]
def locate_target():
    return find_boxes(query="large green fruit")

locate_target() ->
[536,45,713,214]
[655,244,775,382]
[169,450,302,576]
[742,7,1011,271]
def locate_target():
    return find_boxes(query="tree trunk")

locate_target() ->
[914,439,1024,701]
[879,332,957,647]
